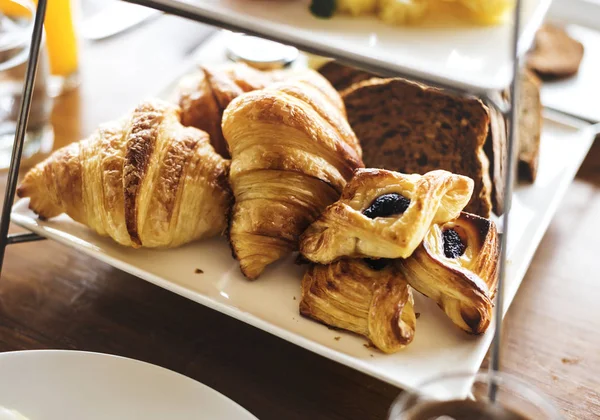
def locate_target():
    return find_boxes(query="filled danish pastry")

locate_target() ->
[399,212,499,334]
[300,168,474,264]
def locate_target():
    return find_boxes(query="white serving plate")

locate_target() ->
[0,350,257,420]
[11,112,596,391]
[142,0,550,92]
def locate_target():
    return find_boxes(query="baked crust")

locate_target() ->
[300,259,416,353]
[223,80,363,279]
[18,99,231,248]
[177,62,346,158]
[300,168,473,263]
[399,211,499,334]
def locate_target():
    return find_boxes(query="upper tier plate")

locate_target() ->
[144,0,551,92]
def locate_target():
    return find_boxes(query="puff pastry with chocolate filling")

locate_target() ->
[300,168,473,264]
[223,81,363,280]
[399,212,499,334]
[300,259,416,353]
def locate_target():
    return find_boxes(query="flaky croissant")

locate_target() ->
[399,212,499,334]
[300,168,473,264]
[176,63,345,159]
[300,259,416,353]
[17,100,231,248]
[223,81,363,279]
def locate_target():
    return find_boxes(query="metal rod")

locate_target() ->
[0,0,48,276]
[121,0,486,99]
[488,0,523,402]
[7,232,46,245]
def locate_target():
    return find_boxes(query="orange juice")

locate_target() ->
[43,0,78,77]
[0,0,78,77]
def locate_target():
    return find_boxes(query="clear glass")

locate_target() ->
[0,0,54,169]
[388,370,562,420]
[44,0,80,96]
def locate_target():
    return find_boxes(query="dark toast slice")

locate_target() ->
[527,24,584,80]
[518,69,542,182]
[318,61,376,92]
[343,78,493,217]
[485,70,542,215]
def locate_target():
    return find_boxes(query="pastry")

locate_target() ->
[300,168,474,264]
[399,212,499,334]
[223,81,363,279]
[342,77,493,217]
[17,100,231,248]
[176,63,343,158]
[300,259,416,353]
[527,24,584,80]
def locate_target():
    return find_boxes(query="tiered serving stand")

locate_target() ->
[1,0,575,396]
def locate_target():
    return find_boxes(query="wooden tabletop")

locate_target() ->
[1,14,599,420]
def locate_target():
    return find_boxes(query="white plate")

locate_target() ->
[0,350,257,420]
[11,113,596,392]
[147,0,550,92]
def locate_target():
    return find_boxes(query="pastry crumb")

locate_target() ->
[194,268,204,274]
[370,354,374,358]
[561,357,580,365]
[416,312,421,319]
[334,336,341,341]
[293,296,296,300]
[551,374,559,381]
[363,342,376,349]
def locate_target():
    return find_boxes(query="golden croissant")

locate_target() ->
[300,168,473,264]
[17,100,231,248]
[300,259,416,353]
[399,212,499,334]
[176,63,345,159]
[223,81,363,279]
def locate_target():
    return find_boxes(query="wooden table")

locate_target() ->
[1,15,599,420]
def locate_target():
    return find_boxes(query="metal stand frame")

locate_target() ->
[0,0,525,396]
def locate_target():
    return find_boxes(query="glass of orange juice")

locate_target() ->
[43,0,79,96]
[1,0,80,95]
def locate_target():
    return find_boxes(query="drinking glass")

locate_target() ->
[388,370,562,420]
[0,0,53,169]
[43,0,80,96]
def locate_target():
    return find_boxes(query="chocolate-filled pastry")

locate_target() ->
[223,81,363,279]
[300,259,416,353]
[300,168,473,264]
[17,100,231,248]
[399,212,499,334]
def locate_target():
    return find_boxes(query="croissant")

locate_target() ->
[17,100,231,248]
[176,63,345,159]
[223,81,363,279]
[300,259,416,353]
[399,212,499,334]
[300,168,473,264]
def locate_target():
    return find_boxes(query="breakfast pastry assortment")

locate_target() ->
[19,61,506,353]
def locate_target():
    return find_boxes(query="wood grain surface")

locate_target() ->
[0,13,599,420]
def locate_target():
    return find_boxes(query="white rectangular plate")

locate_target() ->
[11,112,596,391]
[151,0,550,92]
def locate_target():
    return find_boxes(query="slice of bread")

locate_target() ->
[318,61,376,92]
[485,70,542,214]
[343,78,493,217]
[527,24,584,80]
[518,69,542,182]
